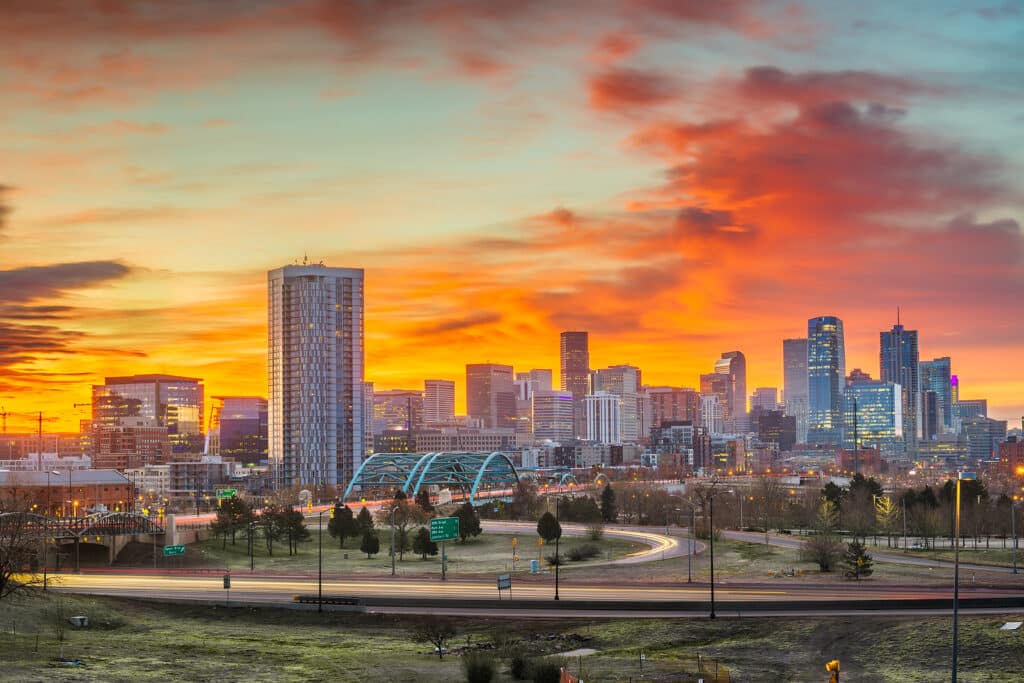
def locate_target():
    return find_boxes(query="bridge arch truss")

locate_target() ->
[344,452,520,504]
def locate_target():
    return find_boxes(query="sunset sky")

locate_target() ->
[1,0,1022,432]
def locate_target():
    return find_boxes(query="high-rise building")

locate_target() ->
[466,363,515,429]
[91,418,171,471]
[962,415,1007,460]
[532,391,574,443]
[807,316,845,446]
[921,391,940,441]
[880,320,920,451]
[515,369,553,397]
[208,396,267,465]
[372,389,424,434]
[957,399,987,421]
[92,374,204,452]
[423,379,456,425]
[699,394,724,435]
[920,357,953,432]
[268,264,365,488]
[560,332,590,437]
[592,365,642,442]
[751,388,779,413]
[646,387,700,430]
[757,411,797,453]
[584,391,621,444]
[715,351,747,430]
[842,381,904,458]
[783,338,809,444]
[363,381,375,455]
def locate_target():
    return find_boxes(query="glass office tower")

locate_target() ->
[807,316,845,446]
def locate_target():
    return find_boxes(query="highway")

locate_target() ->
[50,572,1024,618]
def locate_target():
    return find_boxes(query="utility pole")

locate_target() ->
[852,397,859,478]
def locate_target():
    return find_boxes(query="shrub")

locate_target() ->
[529,659,563,683]
[462,652,495,683]
[799,533,845,572]
[544,553,563,566]
[586,523,605,541]
[567,543,600,562]
[508,649,530,680]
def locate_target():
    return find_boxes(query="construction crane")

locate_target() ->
[0,406,7,434]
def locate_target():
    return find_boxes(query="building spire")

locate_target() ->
[897,306,901,326]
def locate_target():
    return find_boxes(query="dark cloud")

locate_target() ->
[411,311,503,336]
[0,261,132,303]
[589,67,679,112]
[0,304,75,320]
[0,184,12,235]
[738,66,935,106]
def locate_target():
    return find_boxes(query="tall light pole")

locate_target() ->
[554,496,561,601]
[1012,498,1019,575]
[317,509,326,613]
[708,493,716,619]
[952,470,976,683]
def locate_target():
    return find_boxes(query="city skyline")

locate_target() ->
[2,1,1022,429]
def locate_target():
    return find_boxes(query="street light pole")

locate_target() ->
[709,494,716,620]
[952,471,974,683]
[1012,501,1018,575]
[318,509,325,613]
[688,505,694,584]
[555,496,561,601]
[390,505,396,577]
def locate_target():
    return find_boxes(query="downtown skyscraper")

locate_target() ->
[560,331,590,437]
[880,318,920,451]
[782,338,809,444]
[807,316,846,446]
[268,264,365,489]
[466,363,515,429]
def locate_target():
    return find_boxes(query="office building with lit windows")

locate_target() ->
[880,320,920,451]
[807,316,846,446]
[842,381,903,457]
[423,379,456,425]
[560,331,590,437]
[268,264,365,489]
[92,374,204,453]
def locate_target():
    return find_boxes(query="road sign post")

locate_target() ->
[430,517,459,582]
[497,573,512,599]
[216,489,237,500]
[163,544,185,557]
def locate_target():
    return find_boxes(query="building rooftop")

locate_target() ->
[0,469,131,487]
[104,374,202,384]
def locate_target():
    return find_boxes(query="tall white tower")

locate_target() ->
[268,264,364,489]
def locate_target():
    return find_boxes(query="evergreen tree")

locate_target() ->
[414,489,434,513]
[360,530,380,558]
[412,527,438,559]
[843,540,874,580]
[456,502,482,542]
[600,483,617,523]
[328,504,360,548]
[282,506,312,555]
[357,506,375,533]
[537,511,562,543]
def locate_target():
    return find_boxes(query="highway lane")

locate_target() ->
[51,572,1024,605]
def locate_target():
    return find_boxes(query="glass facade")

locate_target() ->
[92,374,204,453]
[560,331,590,437]
[842,381,903,457]
[880,323,920,449]
[210,396,267,465]
[807,316,845,445]
[268,265,365,489]
[920,357,953,432]
[782,338,809,443]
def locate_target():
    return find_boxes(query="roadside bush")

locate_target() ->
[567,543,600,562]
[586,523,605,541]
[799,533,845,572]
[529,659,563,683]
[462,652,495,683]
[508,648,530,680]
[544,553,563,566]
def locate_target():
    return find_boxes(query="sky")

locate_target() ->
[1,0,1022,432]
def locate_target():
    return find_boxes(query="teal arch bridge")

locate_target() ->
[0,511,166,572]
[343,452,520,504]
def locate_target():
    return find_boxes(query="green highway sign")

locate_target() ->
[430,516,459,542]
[163,545,185,557]
[216,489,237,499]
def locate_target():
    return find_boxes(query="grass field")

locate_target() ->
[2,593,1023,682]
[185,529,643,577]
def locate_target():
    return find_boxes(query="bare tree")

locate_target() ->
[0,488,44,601]
[411,617,456,660]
